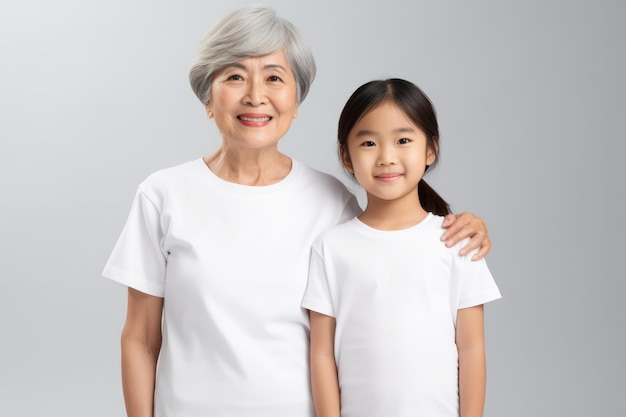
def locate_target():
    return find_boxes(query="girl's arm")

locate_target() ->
[441,213,491,261]
[121,287,164,417]
[456,305,486,417]
[309,311,341,417]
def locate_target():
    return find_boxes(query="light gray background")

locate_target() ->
[1,0,624,416]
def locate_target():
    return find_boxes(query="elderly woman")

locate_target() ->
[103,6,491,417]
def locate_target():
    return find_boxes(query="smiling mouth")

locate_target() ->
[238,116,272,122]
[375,174,403,182]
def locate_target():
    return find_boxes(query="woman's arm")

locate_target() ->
[309,311,341,417]
[121,287,164,417]
[441,213,491,261]
[456,305,486,417]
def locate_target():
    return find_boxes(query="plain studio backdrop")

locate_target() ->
[1,0,624,415]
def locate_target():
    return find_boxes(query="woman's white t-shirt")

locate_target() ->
[301,213,501,417]
[103,158,360,417]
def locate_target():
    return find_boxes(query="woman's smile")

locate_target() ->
[237,113,273,126]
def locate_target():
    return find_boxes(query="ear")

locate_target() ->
[204,102,213,119]
[340,146,354,174]
[426,141,438,166]
[293,105,298,119]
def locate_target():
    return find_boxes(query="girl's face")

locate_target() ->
[342,101,436,204]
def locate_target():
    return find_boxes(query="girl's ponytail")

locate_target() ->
[418,179,450,216]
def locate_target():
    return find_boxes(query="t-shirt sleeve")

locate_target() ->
[102,188,167,297]
[455,251,501,310]
[301,243,335,317]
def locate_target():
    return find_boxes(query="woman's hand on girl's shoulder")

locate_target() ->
[441,213,491,261]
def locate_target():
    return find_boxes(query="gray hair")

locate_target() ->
[189,6,316,105]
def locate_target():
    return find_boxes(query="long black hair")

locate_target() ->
[338,78,450,216]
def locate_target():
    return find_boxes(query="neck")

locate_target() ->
[204,145,292,186]
[359,191,428,231]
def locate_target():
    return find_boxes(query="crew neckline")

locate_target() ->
[194,157,300,194]
[351,212,435,236]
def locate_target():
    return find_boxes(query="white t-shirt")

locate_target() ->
[301,213,501,417]
[103,158,360,417]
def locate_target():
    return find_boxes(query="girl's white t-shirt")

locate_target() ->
[302,213,501,417]
[103,158,360,417]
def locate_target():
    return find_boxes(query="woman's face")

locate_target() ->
[206,49,299,151]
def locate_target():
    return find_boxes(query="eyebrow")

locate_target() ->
[354,127,416,137]
[224,63,288,72]
[264,64,288,72]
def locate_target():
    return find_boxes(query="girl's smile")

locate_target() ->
[374,172,404,182]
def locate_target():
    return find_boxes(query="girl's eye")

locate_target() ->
[361,141,376,147]
[397,138,411,145]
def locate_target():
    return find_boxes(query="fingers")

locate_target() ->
[441,213,457,229]
[440,212,492,260]
[441,213,470,242]
[458,232,491,259]
[440,213,465,242]
[444,221,478,248]
[470,236,491,261]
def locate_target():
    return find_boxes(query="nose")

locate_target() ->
[376,144,397,166]
[243,78,266,106]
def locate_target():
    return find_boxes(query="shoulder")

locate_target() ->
[139,160,198,191]
[136,159,202,204]
[294,160,360,211]
[421,214,470,257]
[421,214,448,242]
[312,218,358,251]
[140,159,199,188]
[426,214,483,263]
[294,161,353,198]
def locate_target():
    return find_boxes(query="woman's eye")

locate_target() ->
[228,74,243,81]
[397,138,411,145]
[361,141,376,147]
[268,75,282,82]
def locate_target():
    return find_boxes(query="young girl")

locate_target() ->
[301,79,501,417]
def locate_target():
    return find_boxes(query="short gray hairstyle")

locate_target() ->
[189,6,316,105]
